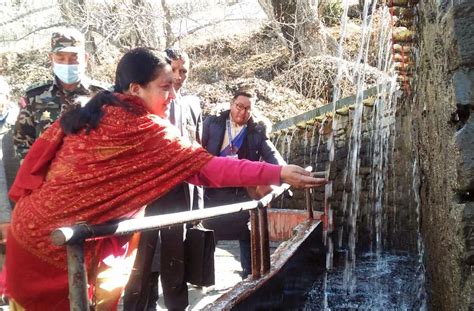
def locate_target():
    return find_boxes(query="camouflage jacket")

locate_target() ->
[13,77,109,160]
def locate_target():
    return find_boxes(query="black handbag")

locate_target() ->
[184,224,216,287]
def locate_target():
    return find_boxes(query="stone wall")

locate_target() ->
[410,1,474,310]
[271,99,419,253]
[269,2,474,309]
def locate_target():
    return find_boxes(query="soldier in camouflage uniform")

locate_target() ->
[13,28,109,160]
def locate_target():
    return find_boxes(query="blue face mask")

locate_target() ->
[53,63,84,84]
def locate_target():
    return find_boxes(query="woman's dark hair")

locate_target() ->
[61,47,170,134]
[114,47,170,93]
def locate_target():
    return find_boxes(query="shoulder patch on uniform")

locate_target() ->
[24,80,53,94]
[19,97,28,108]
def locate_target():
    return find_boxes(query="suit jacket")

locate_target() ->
[146,95,203,216]
[202,110,285,164]
[201,110,285,240]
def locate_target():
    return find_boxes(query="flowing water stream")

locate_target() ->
[271,0,427,308]
[303,251,427,310]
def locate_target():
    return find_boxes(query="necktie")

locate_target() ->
[169,100,176,125]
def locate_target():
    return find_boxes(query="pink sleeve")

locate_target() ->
[186,157,281,187]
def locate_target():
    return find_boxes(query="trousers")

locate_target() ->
[123,185,189,311]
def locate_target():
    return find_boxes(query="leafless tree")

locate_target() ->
[58,0,85,23]
[258,0,337,61]
[68,0,165,50]
[161,0,174,47]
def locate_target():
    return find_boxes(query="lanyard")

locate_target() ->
[226,119,234,154]
[226,118,247,156]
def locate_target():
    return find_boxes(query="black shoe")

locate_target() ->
[241,269,250,280]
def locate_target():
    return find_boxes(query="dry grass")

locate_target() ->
[187,77,318,124]
[187,28,290,84]
[184,28,327,122]
[274,55,387,103]
[0,50,50,99]
[184,6,390,113]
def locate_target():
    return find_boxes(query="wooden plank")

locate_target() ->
[267,209,322,241]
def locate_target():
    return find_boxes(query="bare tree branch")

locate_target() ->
[0,5,55,27]
[0,22,68,43]
[170,17,260,45]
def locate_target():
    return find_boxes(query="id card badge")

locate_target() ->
[227,154,239,159]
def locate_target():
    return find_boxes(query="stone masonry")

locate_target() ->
[408,1,474,310]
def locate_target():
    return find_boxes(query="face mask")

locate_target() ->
[53,62,85,84]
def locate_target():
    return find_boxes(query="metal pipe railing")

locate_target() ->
[51,183,290,246]
[52,184,290,311]
[66,243,89,311]
[51,168,325,311]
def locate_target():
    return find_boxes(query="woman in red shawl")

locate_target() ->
[6,48,325,310]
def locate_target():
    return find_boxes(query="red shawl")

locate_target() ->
[6,94,213,310]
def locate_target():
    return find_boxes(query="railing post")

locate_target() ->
[305,188,314,219]
[67,242,89,311]
[250,209,261,279]
[258,204,270,275]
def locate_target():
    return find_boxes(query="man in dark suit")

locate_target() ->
[124,48,203,311]
[202,88,286,279]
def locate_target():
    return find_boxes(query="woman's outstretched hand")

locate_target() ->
[281,165,327,188]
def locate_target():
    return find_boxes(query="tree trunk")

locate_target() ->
[273,0,303,60]
[258,0,337,61]
[161,0,174,48]
[131,0,150,47]
[58,0,86,26]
